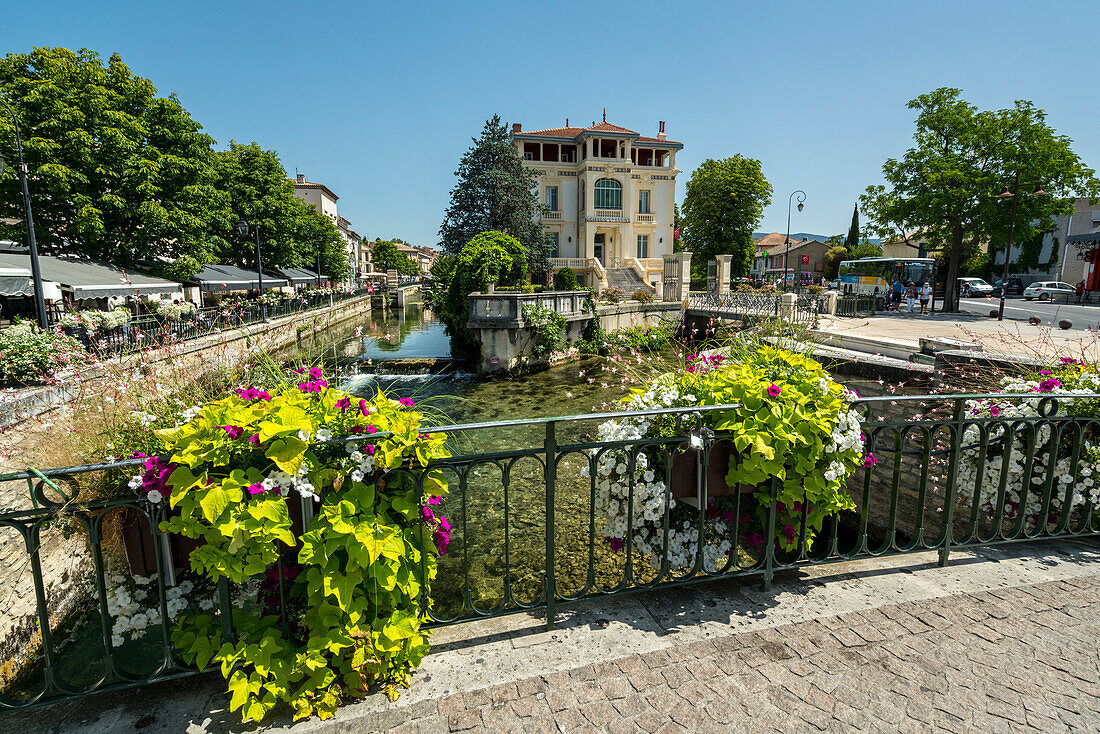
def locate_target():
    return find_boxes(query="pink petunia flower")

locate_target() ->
[767,383,781,397]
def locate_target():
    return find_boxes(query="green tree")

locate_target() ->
[851,241,883,259]
[212,141,348,279]
[439,231,528,359]
[371,240,417,276]
[822,245,849,280]
[845,204,860,251]
[0,47,229,275]
[861,88,1098,311]
[680,156,772,280]
[438,116,547,272]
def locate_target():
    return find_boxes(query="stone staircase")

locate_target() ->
[606,267,652,295]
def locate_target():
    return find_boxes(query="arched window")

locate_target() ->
[594,179,622,210]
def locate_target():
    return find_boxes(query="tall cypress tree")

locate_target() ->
[845,204,860,251]
[438,115,547,274]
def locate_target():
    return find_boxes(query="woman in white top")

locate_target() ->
[919,282,932,314]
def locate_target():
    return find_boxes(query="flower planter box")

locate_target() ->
[670,441,753,501]
[121,495,313,577]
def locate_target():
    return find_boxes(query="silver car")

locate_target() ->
[958,278,993,297]
[1023,281,1076,301]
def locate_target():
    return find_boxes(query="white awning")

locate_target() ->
[0,266,32,297]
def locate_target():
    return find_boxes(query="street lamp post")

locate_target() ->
[315,242,322,289]
[783,190,806,293]
[995,172,1046,321]
[234,201,266,323]
[0,99,49,329]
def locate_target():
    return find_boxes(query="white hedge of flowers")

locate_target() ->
[58,307,131,331]
[105,572,257,648]
[153,301,197,319]
[960,371,1100,527]
[582,379,864,572]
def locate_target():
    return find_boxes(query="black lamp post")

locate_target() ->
[783,190,806,293]
[315,242,322,289]
[995,172,1046,320]
[234,201,266,323]
[0,98,49,329]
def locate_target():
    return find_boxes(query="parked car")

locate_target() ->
[957,277,994,298]
[1023,281,1077,301]
[991,277,1025,297]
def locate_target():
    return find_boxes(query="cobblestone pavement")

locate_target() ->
[365,577,1100,734]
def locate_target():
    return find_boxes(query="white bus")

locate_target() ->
[838,257,935,297]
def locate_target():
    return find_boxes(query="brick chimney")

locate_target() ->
[296,173,306,183]
[657,121,666,140]
[512,122,521,133]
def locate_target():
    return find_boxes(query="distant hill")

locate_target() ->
[753,232,881,245]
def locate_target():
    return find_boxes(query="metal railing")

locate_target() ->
[1,394,1098,709]
[52,289,371,357]
[835,294,877,317]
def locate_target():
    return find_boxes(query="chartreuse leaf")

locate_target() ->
[266,436,308,474]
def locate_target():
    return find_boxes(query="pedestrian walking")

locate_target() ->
[891,280,904,311]
[905,283,917,313]
[919,282,932,314]
[1076,280,1085,304]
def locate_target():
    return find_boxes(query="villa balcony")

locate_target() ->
[635,213,655,223]
[543,211,562,221]
[586,209,630,223]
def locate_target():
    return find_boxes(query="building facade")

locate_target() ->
[291,173,360,286]
[511,117,682,290]
[1052,198,1100,291]
[756,234,828,282]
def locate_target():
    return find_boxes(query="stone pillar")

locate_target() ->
[663,252,692,302]
[780,292,797,321]
[714,255,733,295]
[825,291,838,315]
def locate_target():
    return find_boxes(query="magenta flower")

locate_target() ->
[767,383,782,397]
[1038,378,1062,393]
[223,425,244,439]
[608,537,624,552]
[427,494,442,505]
[362,443,376,455]
[989,406,1002,417]
[335,397,352,411]
[247,483,265,495]
[350,426,364,434]
[1060,357,1079,365]
[359,399,370,417]
[365,425,378,434]
[863,453,878,468]
[309,367,324,380]
[1039,370,1053,376]
[248,433,261,446]
[399,397,415,408]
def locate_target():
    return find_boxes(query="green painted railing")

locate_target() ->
[0,393,1097,709]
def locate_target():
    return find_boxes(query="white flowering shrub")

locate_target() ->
[58,307,131,331]
[958,359,1100,530]
[584,346,867,572]
[153,301,198,320]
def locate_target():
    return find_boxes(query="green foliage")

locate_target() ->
[679,346,861,550]
[0,47,227,268]
[845,204,860,251]
[438,115,548,274]
[552,267,577,291]
[605,321,675,353]
[438,231,529,359]
[521,304,568,359]
[822,246,849,280]
[0,322,88,386]
[212,142,349,279]
[961,250,991,277]
[850,241,883,259]
[425,254,458,310]
[632,289,654,304]
[155,377,451,722]
[860,87,1099,311]
[681,156,773,280]
[371,241,418,276]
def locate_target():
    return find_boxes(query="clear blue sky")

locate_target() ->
[10,1,1100,247]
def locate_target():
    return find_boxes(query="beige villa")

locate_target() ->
[511,116,682,291]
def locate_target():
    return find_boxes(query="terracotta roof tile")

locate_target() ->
[634,135,681,146]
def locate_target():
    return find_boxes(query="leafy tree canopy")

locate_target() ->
[213,141,348,280]
[860,87,1099,310]
[371,240,417,276]
[438,115,547,272]
[681,156,772,279]
[0,47,229,273]
[439,231,528,360]
[851,241,883,259]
